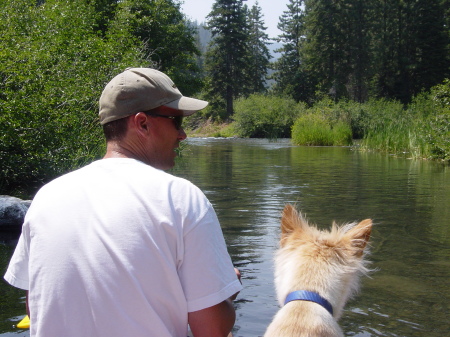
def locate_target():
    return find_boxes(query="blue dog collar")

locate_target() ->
[284,290,334,315]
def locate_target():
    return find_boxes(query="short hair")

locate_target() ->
[102,107,165,141]
[102,116,129,141]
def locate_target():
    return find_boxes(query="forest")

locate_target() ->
[1,0,449,197]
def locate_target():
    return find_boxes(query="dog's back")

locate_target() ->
[264,204,372,337]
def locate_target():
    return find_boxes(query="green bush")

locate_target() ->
[292,114,332,145]
[358,83,449,160]
[291,114,352,146]
[287,90,448,159]
[409,81,450,160]
[0,0,146,197]
[233,94,305,138]
[332,121,354,146]
[355,98,412,154]
[428,80,450,160]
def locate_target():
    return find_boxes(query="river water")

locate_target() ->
[1,138,449,336]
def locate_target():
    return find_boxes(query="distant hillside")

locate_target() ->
[190,21,281,60]
[188,20,280,88]
[196,22,212,53]
[187,21,211,54]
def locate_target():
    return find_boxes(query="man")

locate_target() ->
[4,68,242,337]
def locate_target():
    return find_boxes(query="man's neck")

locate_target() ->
[103,142,137,160]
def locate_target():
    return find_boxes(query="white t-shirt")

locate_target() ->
[4,158,242,337]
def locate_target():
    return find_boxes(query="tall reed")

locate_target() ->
[290,98,352,146]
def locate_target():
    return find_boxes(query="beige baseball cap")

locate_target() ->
[99,68,208,125]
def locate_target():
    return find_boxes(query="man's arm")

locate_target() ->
[188,268,241,337]
[188,298,236,337]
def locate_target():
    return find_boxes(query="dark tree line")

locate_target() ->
[271,0,450,104]
[200,0,449,118]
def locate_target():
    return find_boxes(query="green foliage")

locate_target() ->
[204,0,252,120]
[1,0,205,197]
[356,97,435,158]
[354,83,449,160]
[245,3,271,95]
[1,0,202,197]
[431,79,450,107]
[291,100,353,146]
[366,0,450,103]
[361,114,415,155]
[112,0,203,96]
[233,94,304,138]
[271,0,313,103]
[354,99,405,137]
[408,81,450,160]
[301,0,355,101]
[273,0,450,105]
[84,0,118,35]
[292,114,331,146]
[332,121,354,146]
[288,88,448,161]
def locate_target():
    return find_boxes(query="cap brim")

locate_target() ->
[164,96,209,116]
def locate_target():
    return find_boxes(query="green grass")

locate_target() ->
[292,114,352,146]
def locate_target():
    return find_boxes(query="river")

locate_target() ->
[1,138,449,336]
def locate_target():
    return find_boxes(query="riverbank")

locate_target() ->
[186,118,449,163]
[186,119,237,138]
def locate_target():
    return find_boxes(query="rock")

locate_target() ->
[0,195,31,244]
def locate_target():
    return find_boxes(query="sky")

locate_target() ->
[180,0,290,39]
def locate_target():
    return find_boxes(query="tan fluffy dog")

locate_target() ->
[264,204,372,337]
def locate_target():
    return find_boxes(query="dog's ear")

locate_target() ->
[345,219,372,256]
[280,204,308,246]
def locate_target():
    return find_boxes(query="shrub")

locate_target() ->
[332,121,354,146]
[233,94,305,138]
[409,81,450,160]
[0,0,147,197]
[428,80,450,160]
[291,114,352,146]
[357,99,413,154]
[292,114,332,145]
[358,83,449,160]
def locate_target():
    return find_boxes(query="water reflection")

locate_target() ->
[173,138,450,337]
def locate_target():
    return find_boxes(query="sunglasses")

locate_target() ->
[144,113,184,130]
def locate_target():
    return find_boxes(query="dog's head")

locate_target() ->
[274,204,373,317]
[279,204,372,259]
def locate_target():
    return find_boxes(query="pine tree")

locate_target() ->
[408,0,449,96]
[205,0,250,120]
[245,2,272,94]
[273,0,449,104]
[370,0,449,103]
[271,0,312,102]
[344,0,372,102]
[301,0,354,101]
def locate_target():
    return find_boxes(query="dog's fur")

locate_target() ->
[264,204,372,337]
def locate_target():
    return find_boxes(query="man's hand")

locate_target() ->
[229,268,241,301]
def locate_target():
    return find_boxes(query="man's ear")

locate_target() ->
[132,112,150,133]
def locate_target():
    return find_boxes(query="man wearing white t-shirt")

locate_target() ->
[4,68,242,337]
